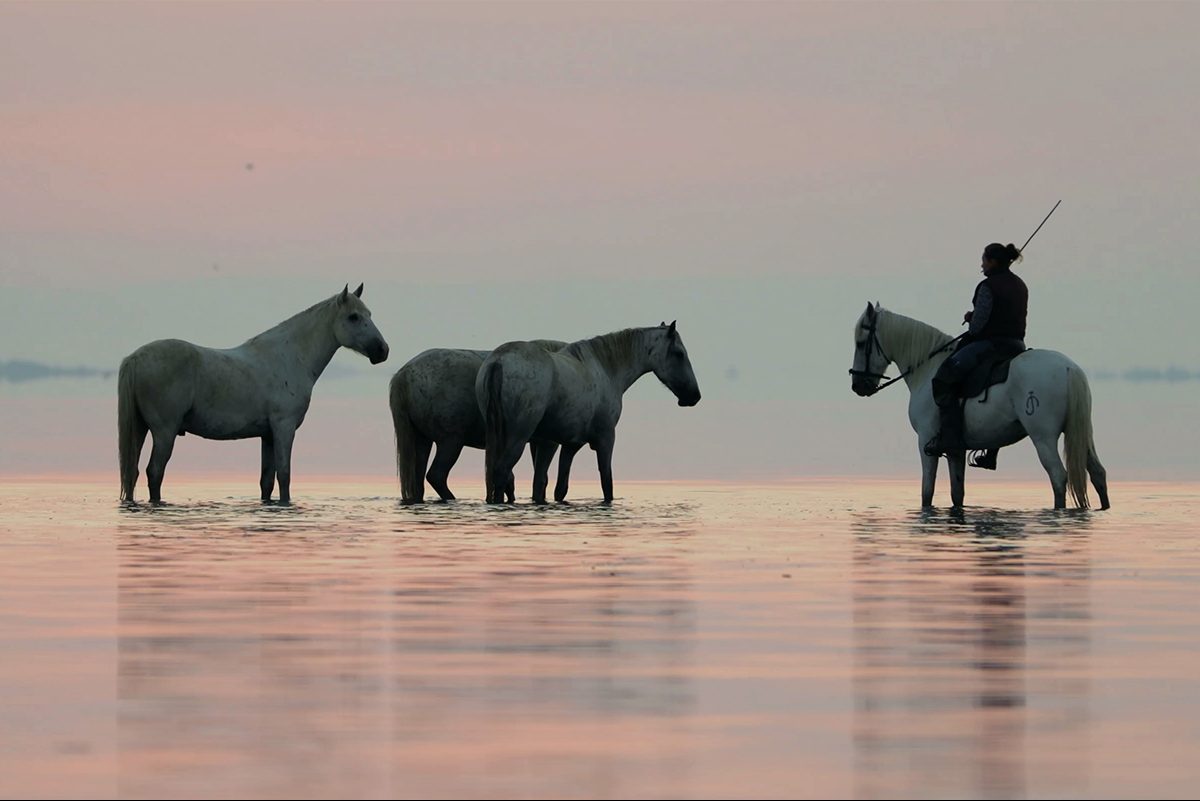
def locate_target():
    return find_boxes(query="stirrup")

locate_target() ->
[969,449,998,470]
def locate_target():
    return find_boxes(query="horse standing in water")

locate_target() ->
[477,322,701,504]
[118,284,389,504]
[849,303,1109,509]
[388,341,566,503]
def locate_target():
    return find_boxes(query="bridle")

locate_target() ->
[848,313,901,396]
[849,312,964,397]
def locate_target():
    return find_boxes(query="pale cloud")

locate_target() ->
[0,360,113,383]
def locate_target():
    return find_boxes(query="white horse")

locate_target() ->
[388,341,566,503]
[118,284,389,504]
[477,322,701,504]
[849,303,1109,510]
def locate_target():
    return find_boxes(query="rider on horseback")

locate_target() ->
[924,242,1028,463]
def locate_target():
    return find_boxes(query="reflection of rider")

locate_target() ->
[925,243,1028,460]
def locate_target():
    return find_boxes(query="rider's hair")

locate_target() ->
[984,242,1022,267]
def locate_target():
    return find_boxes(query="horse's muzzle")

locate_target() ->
[368,342,390,364]
[678,392,701,407]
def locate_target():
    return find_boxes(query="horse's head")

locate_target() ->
[850,302,889,397]
[333,284,389,364]
[648,321,701,407]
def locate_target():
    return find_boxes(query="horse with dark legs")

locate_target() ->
[389,341,565,503]
[478,322,701,505]
[118,284,389,504]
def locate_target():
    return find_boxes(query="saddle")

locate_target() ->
[960,345,1028,402]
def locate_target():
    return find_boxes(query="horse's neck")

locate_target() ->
[911,349,952,388]
[878,311,953,388]
[245,300,339,382]
[571,329,651,394]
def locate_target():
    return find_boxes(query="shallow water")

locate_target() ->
[1,478,1198,799]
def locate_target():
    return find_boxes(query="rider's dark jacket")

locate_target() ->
[966,265,1028,343]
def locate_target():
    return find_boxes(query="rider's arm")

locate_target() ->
[968,285,993,336]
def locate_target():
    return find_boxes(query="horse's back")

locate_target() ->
[124,339,273,437]
[479,342,556,419]
[396,348,486,386]
[496,342,609,443]
[123,338,207,388]
[129,338,268,387]
[983,348,1085,433]
[120,340,206,426]
[1008,348,1085,387]
[488,341,557,375]
[126,337,201,361]
[394,348,489,443]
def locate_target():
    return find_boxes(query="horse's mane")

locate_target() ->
[878,308,954,368]
[563,328,643,374]
[243,295,343,346]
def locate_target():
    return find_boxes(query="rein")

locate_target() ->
[848,315,964,397]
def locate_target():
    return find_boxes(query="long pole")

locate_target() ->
[864,202,1064,394]
[1019,199,1061,254]
[947,199,1062,345]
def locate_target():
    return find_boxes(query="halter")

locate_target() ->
[848,313,964,397]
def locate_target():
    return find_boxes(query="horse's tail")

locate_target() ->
[481,360,505,502]
[389,372,422,502]
[1063,365,1095,509]
[117,354,144,502]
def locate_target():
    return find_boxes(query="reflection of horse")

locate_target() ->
[477,322,701,504]
[388,341,565,503]
[113,501,699,798]
[850,508,1092,799]
[850,304,1109,509]
[118,285,389,504]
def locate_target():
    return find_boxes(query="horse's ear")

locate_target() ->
[668,320,677,336]
[339,284,350,304]
[865,302,875,319]
[354,283,364,298]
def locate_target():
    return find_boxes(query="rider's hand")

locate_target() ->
[962,310,974,325]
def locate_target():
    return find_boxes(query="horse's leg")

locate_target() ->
[1088,446,1110,510]
[484,462,496,504]
[494,444,525,504]
[1032,434,1068,509]
[125,417,149,502]
[947,452,967,508]
[271,423,298,504]
[530,440,557,504]
[259,434,276,501]
[490,439,527,504]
[920,450,939,507]
[410,436,433,503]
[594,431,616,504]
[426,439,462,501]
[528,442,543,503]
[554,443,584,503]
[146,429,177,504]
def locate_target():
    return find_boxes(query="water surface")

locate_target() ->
[2,478,1198,799]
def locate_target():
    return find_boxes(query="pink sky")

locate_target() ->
[5,2,1193,282]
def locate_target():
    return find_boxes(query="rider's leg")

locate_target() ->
[926,340,992,457]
